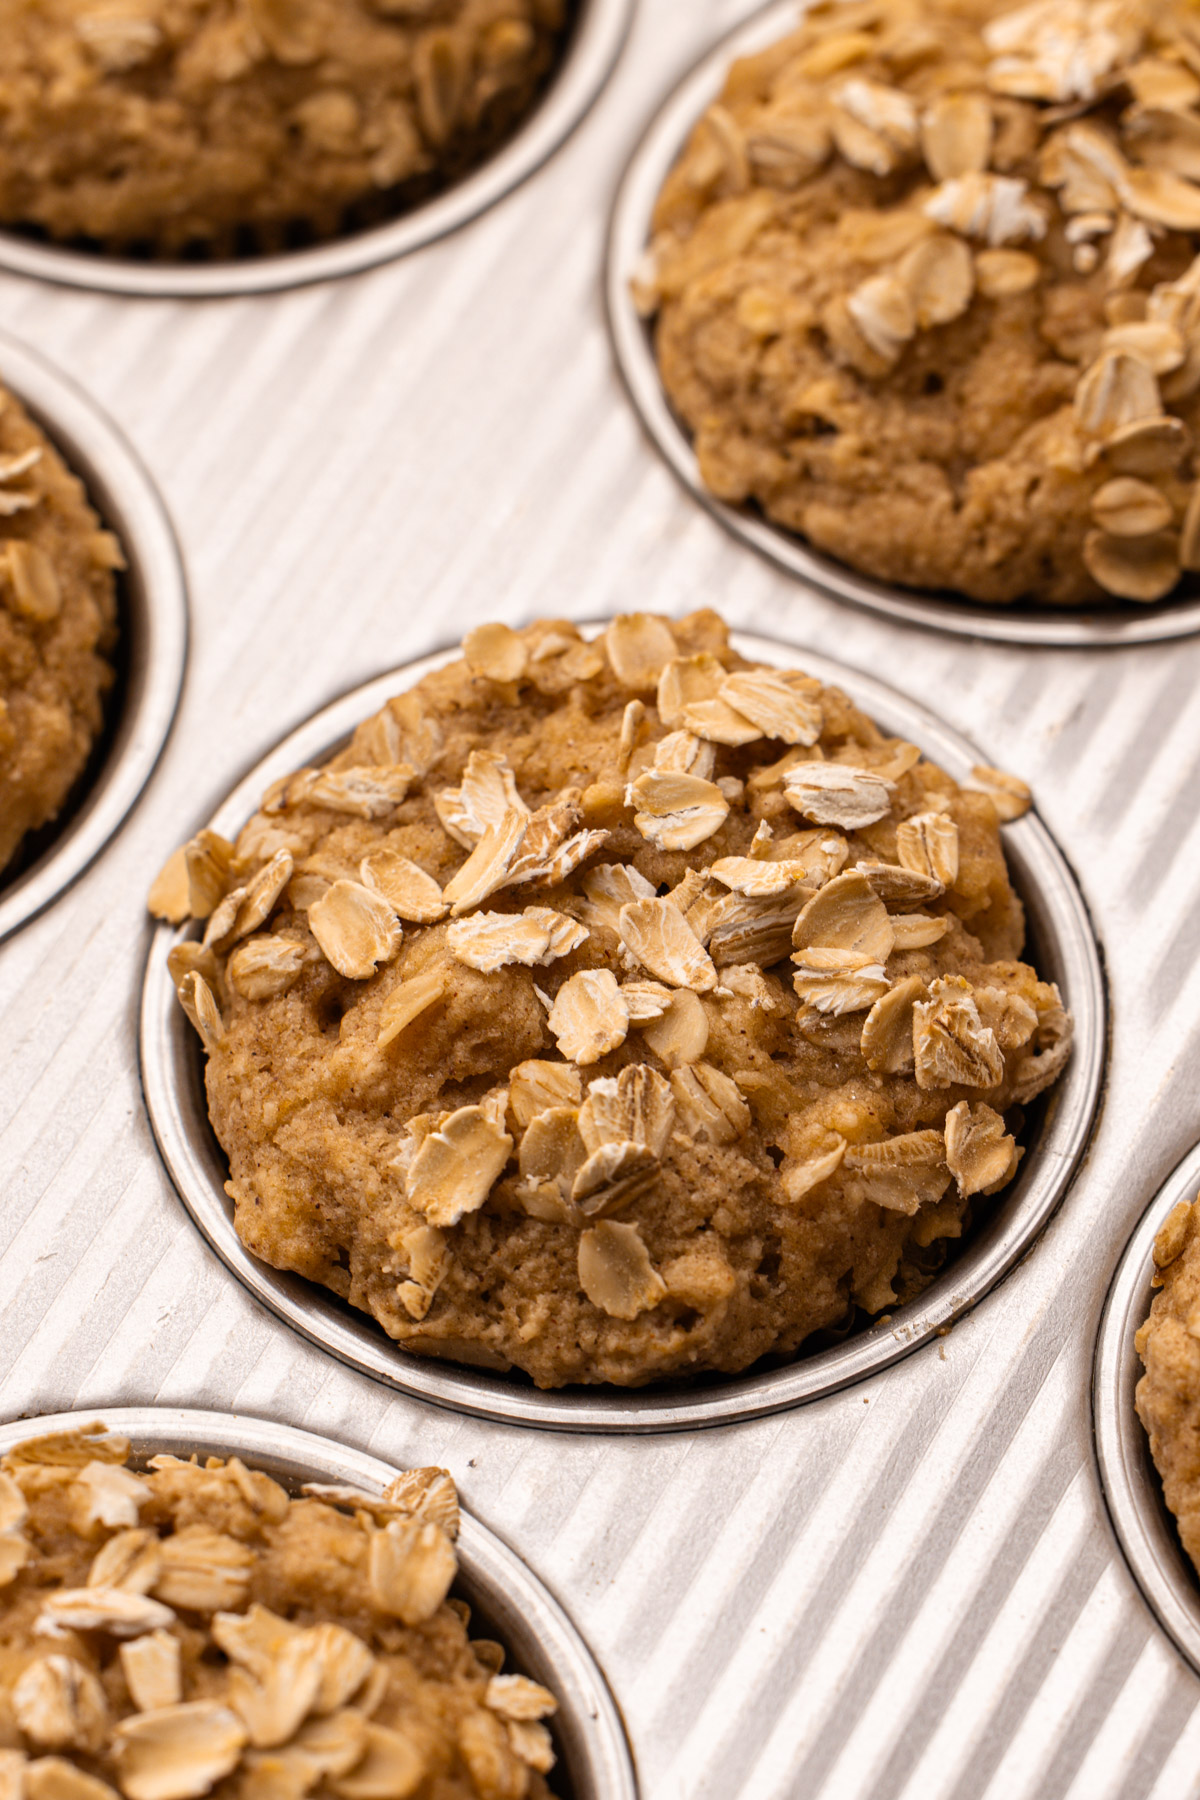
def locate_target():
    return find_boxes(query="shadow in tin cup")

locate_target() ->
[140,631,1106,1432]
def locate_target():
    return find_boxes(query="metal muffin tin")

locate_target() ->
[1094,1143,1200,1678]
[605,0,1200,649]
[0,1404,636,1800]
[8,0,1200,1788]
[0,0,632,301]
[0,328,186,945]
[140,627,1105,1433]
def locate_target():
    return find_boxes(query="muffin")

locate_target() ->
[0,1422,559,1797]
[149,610,1073,1388]
[1135,1195,1200,1571]
[0,382,121,881]
[639,0,1200,607]
[0,0,568,257]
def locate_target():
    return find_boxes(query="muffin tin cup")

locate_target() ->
[0,329,187,945]
[0,0,631,301]
[140,627,1106,1433]
[0,1404,636,1800]
[606,0,1200,649]
[1093,1143,1200,1675]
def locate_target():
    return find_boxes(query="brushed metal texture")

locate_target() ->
[0,328,187,944]
[0,0,632,300]
[1095,1144,1200,1682]
[139,629,1105,1432]
[0,1406,637,1800]
[606,0,1200,649]
[3,0,1200,1793]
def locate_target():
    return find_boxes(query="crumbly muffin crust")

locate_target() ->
[0,0,566,255]
[1136,1196,1200,1571]
[0,384,120,880]
[152,611,1073,1389]
[0,1424,560,1797]
[642,0,1200,607]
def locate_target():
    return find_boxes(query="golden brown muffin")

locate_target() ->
[0,383,121,881]
[0,0,567,256]
[1136,1195,1200,1571]
[0,1423,560,1797]
[640,0,1200,607]
[150,611,1073,1388]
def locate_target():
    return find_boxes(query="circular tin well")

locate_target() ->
[0,0,631,300]
[0,330,187,945]
[1094,1143,1200,1675]
[605,0,1200,649]
[141,629,1105,1432]
[0,1405,636,1800]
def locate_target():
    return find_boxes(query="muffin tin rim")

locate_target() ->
[604,0,1200,651]
[1093,1141,1200,1677]
[0,328,187,946]
[139,625,1106,1433]
[0,0,633,301]
[0,1403,638,1800]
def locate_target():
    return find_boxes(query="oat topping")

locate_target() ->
[642,0,1200,607]
[546,969,630,1065]
[152,612,1072,1387]
[0,1433,560,1798]
[783,763,894,829]
[577,1222,667,1320]
[628,766,731,851]
[447,908,587,974]
[308,881,403,981]
[618,896,719,992]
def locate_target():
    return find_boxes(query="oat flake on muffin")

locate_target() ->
[0,1423,559,1796]
[0,382,121,881]
[0,0,566,256]
[150,612,1072,1388]
[640,0,1200,607]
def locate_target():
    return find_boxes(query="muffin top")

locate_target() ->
[0,382,121,880]
[642,0,1200,607]
[0,1424,559,1797]
[0,0,565,255]
[151,611,1072,1389]
[1136,1195,1200,1573]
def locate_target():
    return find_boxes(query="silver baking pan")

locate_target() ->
[1094,1142,1200,1680]
[0,0,632,301]
[0,1404,637,1800]
[605,0,1200,650]
[140,627,1106,1432]
[7,0,1200,1786]
[0,328,186,945]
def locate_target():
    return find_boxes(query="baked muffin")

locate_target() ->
[0,0,567,257]
[0,382,121,881]
[0,1423,560,1797]
[639,0,1200,607]
[149,611,1073,1388]
[1136,1195,1200,1572]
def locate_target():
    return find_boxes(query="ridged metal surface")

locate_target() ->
[3,0,1200,1795]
